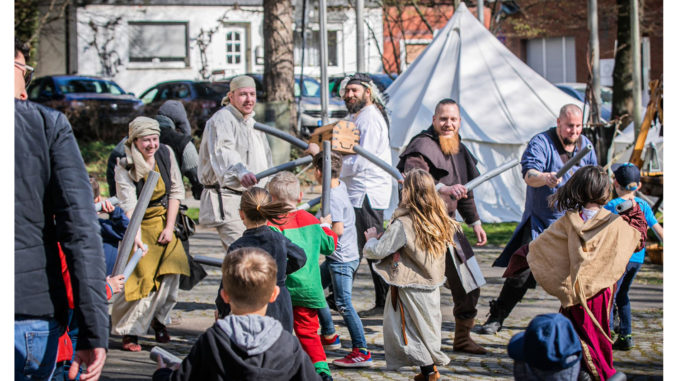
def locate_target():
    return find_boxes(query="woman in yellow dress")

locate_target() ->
[111,116,189,352]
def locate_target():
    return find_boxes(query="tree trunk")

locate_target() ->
[612,0,633,123]
[263,0,295,105]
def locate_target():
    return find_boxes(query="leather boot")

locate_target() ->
[480,281,529,334]
[453,318,487,354]
[413,365,440,381]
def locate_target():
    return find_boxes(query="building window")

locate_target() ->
[293,30,338,67]
[226,30,243,65]
[526,36,576,83]
[128,21,189,64]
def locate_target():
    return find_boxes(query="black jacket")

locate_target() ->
[152,317,320,381]
[216,226,307,332]
[15,99,109,349]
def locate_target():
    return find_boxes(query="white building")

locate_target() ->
[37,0,384,96]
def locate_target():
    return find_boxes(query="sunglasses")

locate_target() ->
[14,61,34,87]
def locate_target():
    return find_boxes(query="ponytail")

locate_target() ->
[240,187,293,225]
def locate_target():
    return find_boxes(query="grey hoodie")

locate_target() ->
[152,314,320,381]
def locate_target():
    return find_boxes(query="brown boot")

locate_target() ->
[413,366,440,381]
[453,318,488,354]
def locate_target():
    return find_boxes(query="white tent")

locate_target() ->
[385,2,582,222]
[610,123,663,170]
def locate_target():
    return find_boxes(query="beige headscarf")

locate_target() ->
[124,116,161,182]
[221,75,256,106]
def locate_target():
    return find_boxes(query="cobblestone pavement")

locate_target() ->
[101,226,663,380]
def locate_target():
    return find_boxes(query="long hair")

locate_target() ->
[548,165,611,211]
[400,169,460,257]
[240,187,293,225]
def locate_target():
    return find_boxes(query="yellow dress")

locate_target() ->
[123,165,190,302]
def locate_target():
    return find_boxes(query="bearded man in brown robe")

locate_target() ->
[396,98,488,355]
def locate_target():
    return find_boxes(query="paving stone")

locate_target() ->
[101,226,663,380]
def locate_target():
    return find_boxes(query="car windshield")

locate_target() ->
[295,78,321,97]
[54,77,125,95]
[572,85,613,106]
[195,82,230,100]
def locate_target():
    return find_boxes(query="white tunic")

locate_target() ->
[340,104,393,209]
[197,104,272,226]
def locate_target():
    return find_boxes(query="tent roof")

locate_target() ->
[386,2,581,150]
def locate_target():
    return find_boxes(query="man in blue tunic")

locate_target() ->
[479,104,598,334]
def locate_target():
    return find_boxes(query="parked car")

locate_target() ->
[329,73,398,98]
[27,75,144,142]
[555,82,612,122]
[223,73,348,137]
[139,80,230,135]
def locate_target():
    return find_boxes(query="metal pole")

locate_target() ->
[477,0,484,26]
[112,171,160,276]
[588,0,602,124]
[356,0,365,72]
[319,0,330,125]
[297,0,308,133]
[630,0,643,138]
[321,141,332,217]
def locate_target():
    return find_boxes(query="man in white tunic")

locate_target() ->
[308,73,393,315]
[198,75,272,250]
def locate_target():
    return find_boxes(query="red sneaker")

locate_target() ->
[332,348,373,368]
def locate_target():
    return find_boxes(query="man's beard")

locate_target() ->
[344,94,368,114]
[439,134,460,155]
[562,136,577,145]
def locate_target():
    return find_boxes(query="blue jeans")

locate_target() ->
[317,258,367,349]
[610,261,643,336]
[15,316,63,381]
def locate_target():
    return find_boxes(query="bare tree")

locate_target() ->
[80,15,124,77]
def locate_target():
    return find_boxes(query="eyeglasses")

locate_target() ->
[14,61,34,87]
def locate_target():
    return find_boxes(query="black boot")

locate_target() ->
[479,281,529,334]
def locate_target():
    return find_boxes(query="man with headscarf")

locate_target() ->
[308,73,393,316]
[397,98,488,355]
[198,75,272,250]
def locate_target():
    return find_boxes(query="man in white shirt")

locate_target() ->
[338,73,393,315]
[198,75,272,250]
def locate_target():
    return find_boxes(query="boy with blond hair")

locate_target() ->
[266,171,338,381]
[153,247,319,380]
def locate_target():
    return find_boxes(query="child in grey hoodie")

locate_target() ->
[153,247,319,381]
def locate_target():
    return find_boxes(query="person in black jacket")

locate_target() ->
[215,187,307,333]
[14,38,108,381]
[154,247,319,381]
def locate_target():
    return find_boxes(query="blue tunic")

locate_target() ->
[493,128,597,267]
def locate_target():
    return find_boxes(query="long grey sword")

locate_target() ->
[112,171,160,276]
[450,159,520,200]
[555,144,593,179]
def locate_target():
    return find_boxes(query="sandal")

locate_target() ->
[152,318,171,343]
[122,335,142,352]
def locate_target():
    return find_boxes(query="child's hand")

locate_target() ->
[100,200,115,214]
[106,274,125,294]
[305,142,320,156]
[319,214,332,225]
[364,227,378,241]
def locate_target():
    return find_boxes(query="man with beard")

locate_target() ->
[198,75,272,250]
[396,98,488,355]
[479,104,598,335]
[308,73,393,316]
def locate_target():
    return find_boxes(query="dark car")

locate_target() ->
[139,80,230,135]
[223,73,348,136]
[27,75,144,142]
[329,73,397,98]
